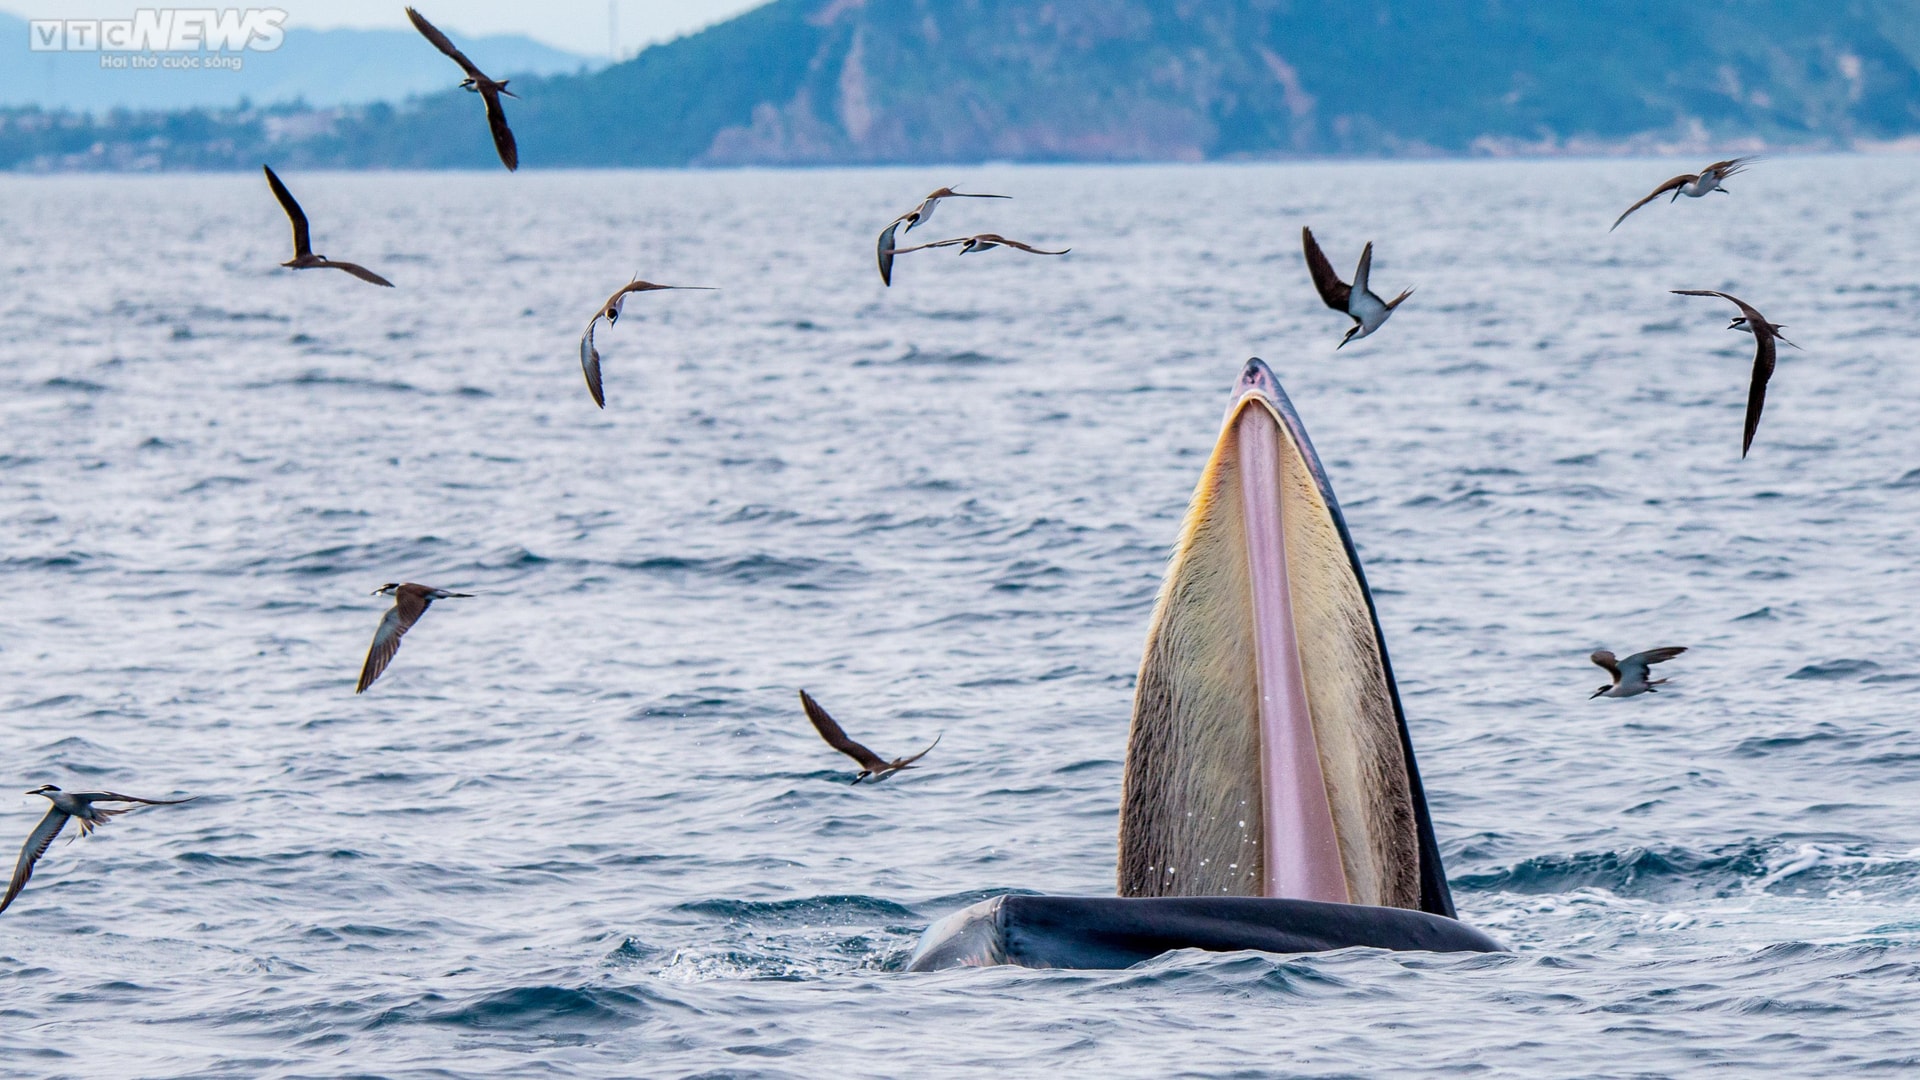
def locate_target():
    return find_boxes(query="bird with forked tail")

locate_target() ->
[406,6,521,171]
[356,583,472,693]
[262,165,393,287]
[1302,227,1413,349]
[578,278,715,409]
[799,690,940,784]
[1590,647,1688,698]
[1610,158,1757,232]
[1672,289,1797,458]
[3,784,196,915]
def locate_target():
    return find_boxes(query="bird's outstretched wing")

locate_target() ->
[1741,329,1775,459]
[86,793,197,806]
[1625,646,1688,668]
[877,220,901,286]
[262,165,311,258]
[1610,174,1689,231]
[1589,650,1621,677]
[993,237,1070,256]
[480,87,519,171]
[1,807,68,915]
[356,591,432,694]
[1351,241,1374,300]
[580,318,606,409]
[886,237,969,256]
[320,260,394,287]
[405,6,485,82]
[799,690,889,772]
[1301,227,1351,313]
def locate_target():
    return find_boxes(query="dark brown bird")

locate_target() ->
[798,690,940,784]
[406,6,519,171]
[356,583,472,694]
[579,278,715,409]
[877,186,1011,285]
[1610,158,1755,232]
[4,784,196,915]
[1672,289,1798,458]
[263,165,394,287]
[1302,226,1413,349]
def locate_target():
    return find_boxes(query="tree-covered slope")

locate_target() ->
[7,0,1920,170]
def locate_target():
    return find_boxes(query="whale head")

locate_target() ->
[1118,359,1451,915]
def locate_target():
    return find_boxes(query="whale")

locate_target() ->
[907,359,1497,970]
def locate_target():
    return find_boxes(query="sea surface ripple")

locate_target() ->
[0,157,1918,1077]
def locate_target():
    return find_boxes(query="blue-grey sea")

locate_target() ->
[0,156,1917,1077]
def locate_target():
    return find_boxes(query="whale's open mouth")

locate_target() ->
[1119,359,1452,915]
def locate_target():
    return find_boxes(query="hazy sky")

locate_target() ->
[0,0,771,57]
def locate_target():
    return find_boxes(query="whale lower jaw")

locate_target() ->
[905,895,1500,972]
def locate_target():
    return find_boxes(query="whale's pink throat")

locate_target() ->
[1235,404,1349,902]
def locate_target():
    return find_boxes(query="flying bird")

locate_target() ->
[1609,158,1755,232]
[799,689,940,784]
[578,278,715,409]
[263,165,394,286]
[1302,226,1413,349]
[897,186,1010,235]
[1672,289,1798,458]
[406,7,519,171]
[881,232,1069,284]
[3,784,195,915]
[1590,647,1688,699]
[356,583,472,693]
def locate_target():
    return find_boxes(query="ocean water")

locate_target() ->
[0,155,1917,1077]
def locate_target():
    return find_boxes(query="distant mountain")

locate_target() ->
[0,12,596,112]
[5,0,1920,170]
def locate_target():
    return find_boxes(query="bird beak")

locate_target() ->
[1589,688,1606,700]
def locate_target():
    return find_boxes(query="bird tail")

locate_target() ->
[76,807,131,836]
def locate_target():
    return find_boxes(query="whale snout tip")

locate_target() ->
[1236,358,1278,396]
[1227,358,1285,421]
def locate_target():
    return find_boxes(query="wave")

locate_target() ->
[675,894,919,924]
[1457,840,1920,901]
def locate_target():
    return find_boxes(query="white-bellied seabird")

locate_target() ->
[799,690,940,784]
[1590,647,1687,698]
[899,186,1010,235]
[1672,289,1797,458]
[357,583,473,694]
[1302,226,1413,349]
[2,785,195,915]
[1609,158,1756,232]
[263,165,394,287]
[406,7,520,171]
[578,278,715,409]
